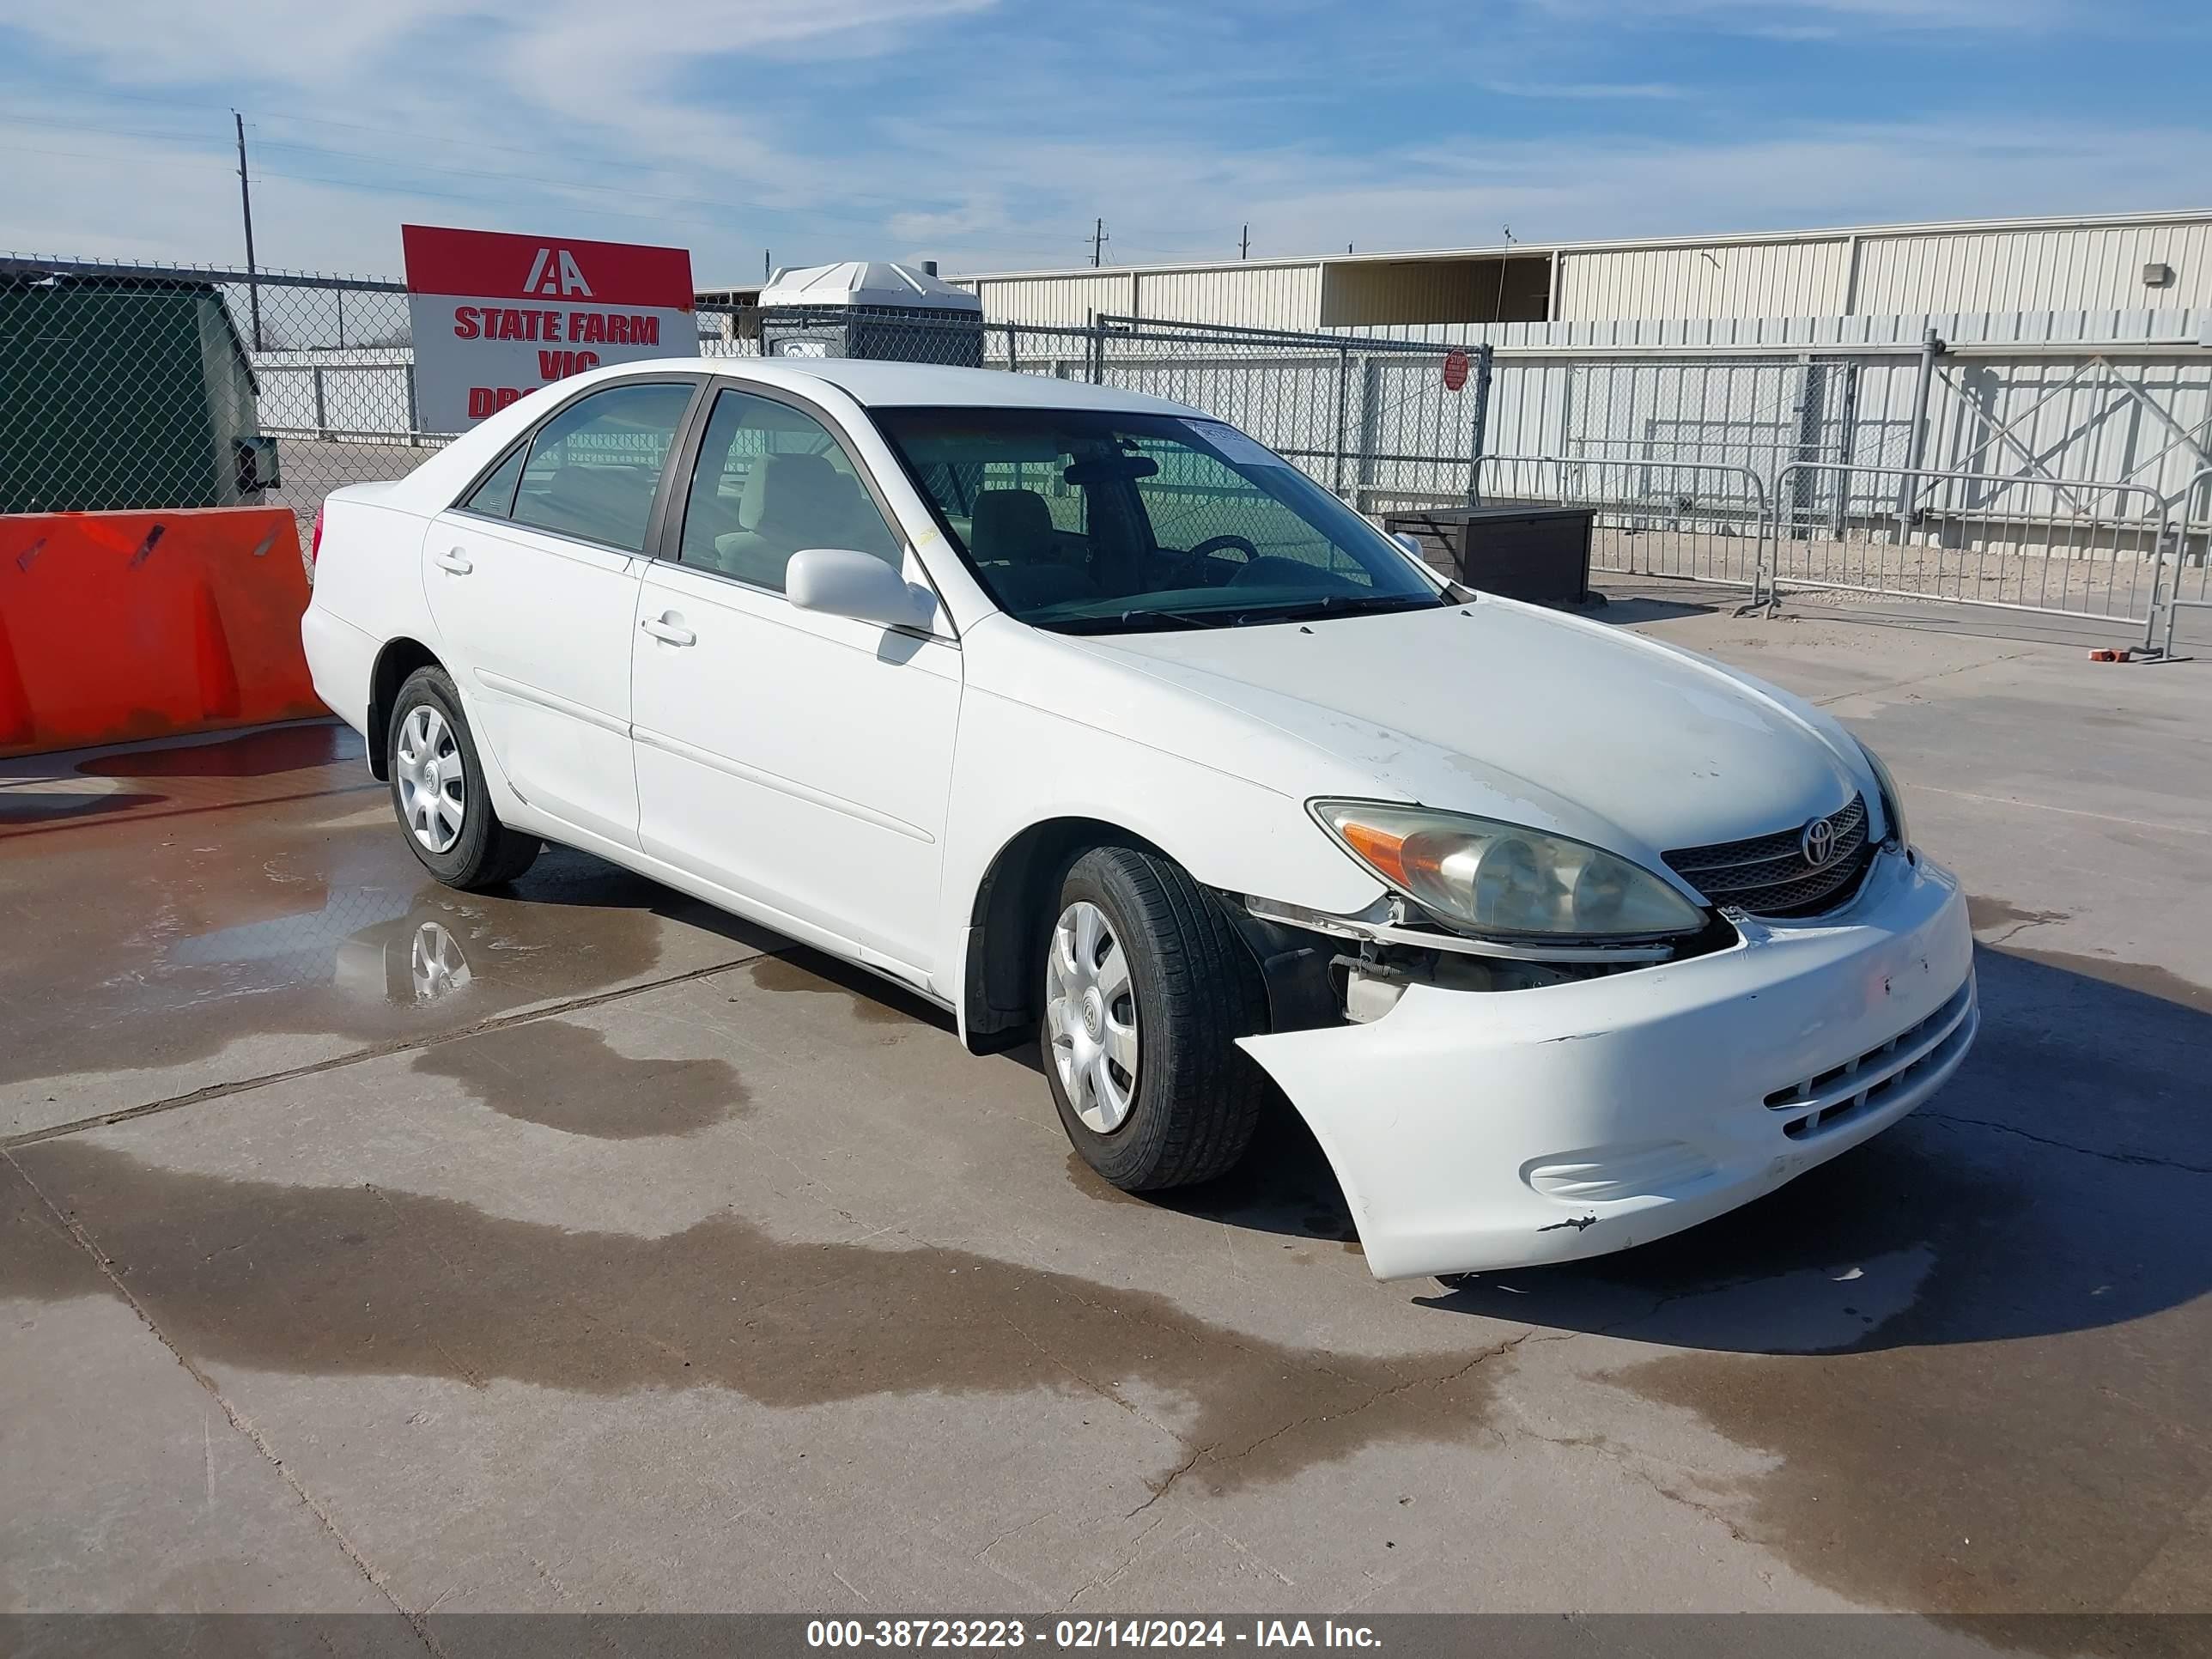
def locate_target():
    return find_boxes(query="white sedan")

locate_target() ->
[301,356,1976,1280]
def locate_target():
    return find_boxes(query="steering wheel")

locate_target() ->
[1145,532,1259,589]
[1187,533,1260,566]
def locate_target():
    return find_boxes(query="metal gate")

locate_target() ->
[1767,461,2171,645]
[1472,454,1771,591]
[1085,315,1492,507]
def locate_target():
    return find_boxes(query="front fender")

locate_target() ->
[939,685,1386,1031]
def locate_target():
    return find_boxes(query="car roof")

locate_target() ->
[647,354,1206,418]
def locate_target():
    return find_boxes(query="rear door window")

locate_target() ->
[506,382,695,552]
[461,442,527,518]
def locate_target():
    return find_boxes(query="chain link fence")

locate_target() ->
[5,250,2206,644]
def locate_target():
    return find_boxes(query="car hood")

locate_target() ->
[1067,598,1875,872]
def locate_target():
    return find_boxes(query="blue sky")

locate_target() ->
[2,0,2208,283]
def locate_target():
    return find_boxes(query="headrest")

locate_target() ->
[738,451,844,535]
[968,488,1054,562]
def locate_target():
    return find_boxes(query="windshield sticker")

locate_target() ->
[1193,422,1291,470]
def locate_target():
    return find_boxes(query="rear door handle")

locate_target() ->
[433,548,473,574]
[640,614,696,647]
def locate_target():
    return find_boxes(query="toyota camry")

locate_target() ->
[301,356,1976,1279]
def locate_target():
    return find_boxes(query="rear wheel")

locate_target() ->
[386,666,540,890]
[1042,846,1269,1191]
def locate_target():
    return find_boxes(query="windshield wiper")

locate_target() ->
[1226,592,1448,624]
[1045,607,1234,635]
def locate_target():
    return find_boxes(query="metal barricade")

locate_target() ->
[2159,465,2212,656]
[1471,454,1771,593]
[1765,461,2171,647]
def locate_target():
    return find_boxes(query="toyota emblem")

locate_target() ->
[1801,817,1838,869]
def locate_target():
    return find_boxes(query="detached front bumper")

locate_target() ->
[1237,848,1977,1280]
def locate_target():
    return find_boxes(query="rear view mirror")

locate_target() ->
[787,547,937,632]
[1062,455,1159,485]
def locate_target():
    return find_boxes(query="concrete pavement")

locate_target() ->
[3,587,2206,1634]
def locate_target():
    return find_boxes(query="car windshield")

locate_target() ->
[872,406,1449,632]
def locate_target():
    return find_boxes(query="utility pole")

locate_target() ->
[1091,217,1105,268]
[233,111,263,351]
[763,249,770,282]
[1240,224,1249,259]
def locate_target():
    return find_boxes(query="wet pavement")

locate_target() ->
[2,597,2207,1638]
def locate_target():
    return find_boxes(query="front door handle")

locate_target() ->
[640,614,696,647]
[433,548,473,574]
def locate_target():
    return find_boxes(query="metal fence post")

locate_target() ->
[1894,327,1945,542]
[1465,343,1495,506]
[1355,354,1380,508]
[1086,312,1104,385]
[1332,346,1350,496]
[312,366,329,441]
[1790,354,1825,537]
[1830,360,1861,536]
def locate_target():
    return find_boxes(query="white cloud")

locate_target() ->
[0,0,2203,284]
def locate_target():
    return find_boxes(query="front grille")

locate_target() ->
[1664,795,1872,918]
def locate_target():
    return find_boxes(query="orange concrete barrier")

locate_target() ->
[0,507,326,758]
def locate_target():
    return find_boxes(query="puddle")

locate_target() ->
[0,796,752,1095]
[0,787,164,827]
[9,1139,1517,1501]
[76,725,362,779]
[1965,894,2069,934]
[3,725,372,833]
[745,952,917,1026]
[414,1019,748,1139]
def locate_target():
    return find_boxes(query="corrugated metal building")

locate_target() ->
[940,210,2212,329]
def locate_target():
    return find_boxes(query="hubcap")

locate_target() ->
[394,705,466,855]
[1045,900,1140,1133]
[409,921,472,1002]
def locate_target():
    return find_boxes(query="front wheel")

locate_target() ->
[1042,846,1270,1191]
[386,666,541,890]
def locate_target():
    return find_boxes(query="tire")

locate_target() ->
[1041,845,1270,1191]
[386,666,541,890]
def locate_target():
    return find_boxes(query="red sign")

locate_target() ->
[1443,349,1471,392]
[401,225,694,309]
[401,224,697,434]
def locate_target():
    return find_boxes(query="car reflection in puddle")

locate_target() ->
[335,915,476,1006]
[408,920,473,1002]
[333,911,478,1006]
[173,884,478,1007]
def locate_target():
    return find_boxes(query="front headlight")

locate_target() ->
[1859,742,1910,848]
[1311,800,1706,939]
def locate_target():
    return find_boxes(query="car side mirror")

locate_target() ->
[787,547,937,631]
[1391,530,1424,560]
